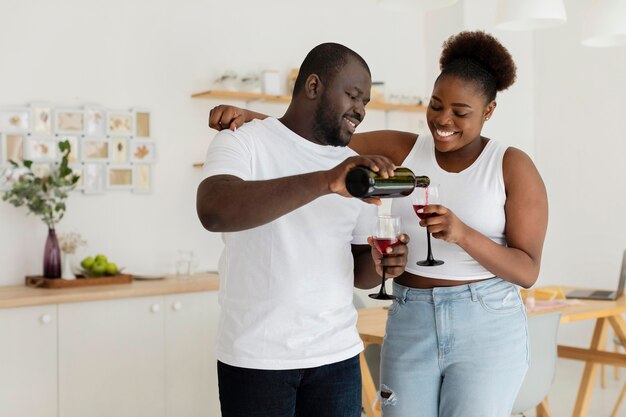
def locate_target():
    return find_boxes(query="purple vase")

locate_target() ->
[43,227,61,278]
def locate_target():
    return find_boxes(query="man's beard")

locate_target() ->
[311,95,349,147]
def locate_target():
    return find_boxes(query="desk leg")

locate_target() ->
[571,317,608,417]
[536,396,553,417]
[608,315,626,347]
[360,345,381,417]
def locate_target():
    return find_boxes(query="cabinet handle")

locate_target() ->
[150,303,161,313]
[40,314,52,324]
[172,301,183,311]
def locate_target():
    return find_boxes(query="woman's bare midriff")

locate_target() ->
[394,271,492,289]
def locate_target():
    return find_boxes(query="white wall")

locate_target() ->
[0,0,428,285]
[533,0,626,345]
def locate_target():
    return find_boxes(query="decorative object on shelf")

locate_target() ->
[371,81,386,103]
[262,69,282,95]
[287,68,299,94]
[1,140,80,278]
[58,232,86,280]
[238,73,262,93]
[213,70,238,91]
[495,0,566,30]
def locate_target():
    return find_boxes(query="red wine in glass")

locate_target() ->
[369,216,402,300]
[412,186,444,266]
[373,238,400,254]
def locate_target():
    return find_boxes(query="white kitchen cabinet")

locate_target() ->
[165,291,219,417]
[0,304,58,417]
[58,296,166,417]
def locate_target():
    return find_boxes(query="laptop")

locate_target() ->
[566,250,626,300]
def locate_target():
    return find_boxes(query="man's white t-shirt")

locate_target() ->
[203,117,376,370]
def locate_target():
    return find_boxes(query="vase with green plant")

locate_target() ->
[1,140,80,278]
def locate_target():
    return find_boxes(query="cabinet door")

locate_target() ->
[0,305,58,417]
[58,296,165,417]
[165,291,219,417]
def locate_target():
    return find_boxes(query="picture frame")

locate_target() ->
[81,138,110,162]
[131,108,151,138]
[133,164,152,194]
[84,106,107,137]
[29,103,53,135]
[57,135,80,164]
[106,164,134,190]
[24,136,59,162]
[82,163,106,194]
[69,164,84,191]
[0,108,30,133]
[54,108,85,135]
[106,110,133,136]
[2,133,27,163]
[129,140,156,163]
[109,137,129,164]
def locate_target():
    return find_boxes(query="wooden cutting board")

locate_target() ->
[25,274,132,289]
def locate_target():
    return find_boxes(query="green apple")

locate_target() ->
[94,254,108,264]
[92,262,107,276]
[81,256,95,270]
[105,262,118,276]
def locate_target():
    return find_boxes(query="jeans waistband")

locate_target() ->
[392,277,511,302]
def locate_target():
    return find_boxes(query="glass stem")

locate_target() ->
[378,265,387,297]
[426,232,435,262]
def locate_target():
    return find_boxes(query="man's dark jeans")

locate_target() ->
[217,354,362,417]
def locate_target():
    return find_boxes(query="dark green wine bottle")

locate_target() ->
[345,167,430,198]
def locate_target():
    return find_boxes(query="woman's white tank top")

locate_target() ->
[391,135,507,280]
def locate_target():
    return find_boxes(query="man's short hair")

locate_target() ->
[292,43,370,95]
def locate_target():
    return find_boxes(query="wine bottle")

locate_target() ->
[345,167,430,198]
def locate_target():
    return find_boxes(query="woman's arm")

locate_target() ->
[208,105,268,131]
[349,130,418,166]
[207,105,418,165]
[422,147,548,288]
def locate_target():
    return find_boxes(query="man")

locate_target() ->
[197,43,408,417]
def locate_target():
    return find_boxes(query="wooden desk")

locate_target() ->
[356,290,626,417]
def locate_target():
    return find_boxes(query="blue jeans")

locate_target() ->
[380,278,529,417]
[217,355,362,417]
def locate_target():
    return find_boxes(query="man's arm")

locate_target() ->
[197,155,396,233]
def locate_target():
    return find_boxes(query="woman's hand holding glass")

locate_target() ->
[412,185,444,266]
[368,216,410,300]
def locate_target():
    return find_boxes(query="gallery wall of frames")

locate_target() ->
[0,104,155,194]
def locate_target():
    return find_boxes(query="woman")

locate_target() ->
[209,31,548,416]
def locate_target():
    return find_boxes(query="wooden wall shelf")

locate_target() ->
[191,89,426,112]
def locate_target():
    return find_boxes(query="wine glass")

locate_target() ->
[412,185,444,266]
[369,215,402,300]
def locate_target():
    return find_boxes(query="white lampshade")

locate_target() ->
[377,0,458,12]
[581,0,626,47]
[495,0,567,30]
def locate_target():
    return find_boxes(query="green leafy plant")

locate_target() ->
[1,140,80,229]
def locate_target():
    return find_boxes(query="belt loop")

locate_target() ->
[394,283,407,304]
[469,284,478,302]
[399,285,408,304]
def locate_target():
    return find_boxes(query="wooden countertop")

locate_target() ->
[0,272,219,309]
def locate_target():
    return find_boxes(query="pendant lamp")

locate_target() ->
[581,0,626,47]
[495,0,567,30]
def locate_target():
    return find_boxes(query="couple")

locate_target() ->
[197,31,548,417]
